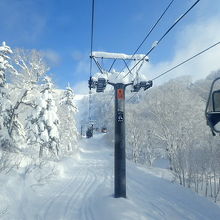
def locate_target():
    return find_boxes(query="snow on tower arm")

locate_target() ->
[91,51,149,61]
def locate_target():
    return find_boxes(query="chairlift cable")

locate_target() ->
[152,41,220,81]
[127,41,220,102]
[156,0,200,48]
[89,0,95,79]
[123,0,201,80]
[114,0,175,81]
[132,0,175,56]
[89,0,95,122]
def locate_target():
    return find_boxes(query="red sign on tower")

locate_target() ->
[117,89,124,99]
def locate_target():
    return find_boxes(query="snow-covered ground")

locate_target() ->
[1,133,220,220]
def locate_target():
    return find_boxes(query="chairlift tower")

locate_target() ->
[89,51,152,198]
[108,81,132,197]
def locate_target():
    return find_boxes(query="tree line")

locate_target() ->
[0,42,78,167]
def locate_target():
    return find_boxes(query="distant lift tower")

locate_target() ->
[89,51,152,198]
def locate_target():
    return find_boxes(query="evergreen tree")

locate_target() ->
[26,77,60,158]
[0,42,17,151]
[59,84,78,153]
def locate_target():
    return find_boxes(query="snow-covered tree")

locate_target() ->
[0,41,19,151]
[8,49,52,151]
[144,78,203,169]
[89,91,114,140]
[0,42,14,87]
[1,48,51,151]
[58,84,78,153]
[126,99,162,166]
[11,48,48,89]
[26,77,60,158]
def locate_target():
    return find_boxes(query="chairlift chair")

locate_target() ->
[205,77,220,135]
[86,126,93,138]
[101,127,107,133]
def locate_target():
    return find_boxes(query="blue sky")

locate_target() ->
[0,0,220,92]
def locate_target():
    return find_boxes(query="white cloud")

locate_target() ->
[72,55,91,84]
[71,50,90,76]
[75,60,90,75]
[41,50,61,66]
[72,50,85,61]
[140,15,220,85]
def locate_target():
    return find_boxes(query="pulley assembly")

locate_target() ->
[88,77,107,93]
[131,80,153,92]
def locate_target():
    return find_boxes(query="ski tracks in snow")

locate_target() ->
[36,142,111,220]
[78,160,109,220]
[35,167,83,220]
[12,134,220,220]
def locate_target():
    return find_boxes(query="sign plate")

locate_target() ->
[117,111,124,122]
[117,89,124,99]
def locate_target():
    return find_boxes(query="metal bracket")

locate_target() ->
[88,77,96,90]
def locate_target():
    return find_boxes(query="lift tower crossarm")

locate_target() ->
[91,51,149,61]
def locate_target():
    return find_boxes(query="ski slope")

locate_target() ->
[3,134,220,220]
